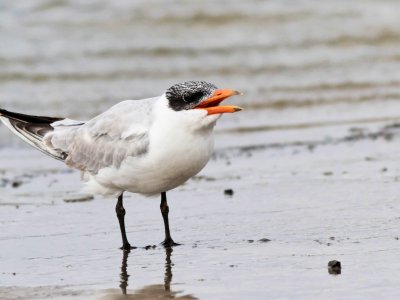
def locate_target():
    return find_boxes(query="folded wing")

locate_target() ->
[45,99,156,173]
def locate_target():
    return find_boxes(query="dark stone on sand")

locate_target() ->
[224,189,234,196]
[11,181,22,188]
[247,239,254,243]
[259,238,271,243]
[328,260,341,275]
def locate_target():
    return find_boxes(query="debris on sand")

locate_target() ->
[328,260,341,275]
[224,189,234,196]
[63,194,94,203]
[259,238,271,243]
[192,175,216,182]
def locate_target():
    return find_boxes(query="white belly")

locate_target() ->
[84,104,219,197]
[91,125,214,196]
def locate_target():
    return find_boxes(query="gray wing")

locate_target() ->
[46,98,157,173]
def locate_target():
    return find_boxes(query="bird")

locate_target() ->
[0,81,242,250]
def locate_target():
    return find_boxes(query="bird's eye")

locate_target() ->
[183,91,204,103]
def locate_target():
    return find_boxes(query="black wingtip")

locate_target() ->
[0,108,63,124]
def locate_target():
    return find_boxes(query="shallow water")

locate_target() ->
[2,0,400,299]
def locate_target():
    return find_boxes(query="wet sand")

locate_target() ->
[2,122,400,299]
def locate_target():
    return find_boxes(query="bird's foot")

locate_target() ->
[161,238,181,248]
[120,243,137,251]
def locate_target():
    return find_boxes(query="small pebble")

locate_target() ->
[11,181,22,188]
[224,189,234,196]
[328,260,341,275]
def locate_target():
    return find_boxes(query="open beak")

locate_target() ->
[194,89,243,115]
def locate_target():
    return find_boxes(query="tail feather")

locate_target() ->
[0,108,67,161]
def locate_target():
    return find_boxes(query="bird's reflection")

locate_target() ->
[119,250,130,295]
[101,247,196,299]
[164,247,173,292]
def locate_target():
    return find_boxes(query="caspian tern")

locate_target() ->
[0,81,242,250]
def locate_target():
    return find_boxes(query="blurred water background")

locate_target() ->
[2,0,400,147]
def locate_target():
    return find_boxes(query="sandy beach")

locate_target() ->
[2,121,400,299]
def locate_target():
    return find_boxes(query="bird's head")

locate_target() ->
[166,81,243,115]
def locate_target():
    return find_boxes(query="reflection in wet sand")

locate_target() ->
[119,250,129,295]
[164,247,172,292]
[101,248,196,299]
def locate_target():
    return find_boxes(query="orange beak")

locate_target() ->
[194,89,243,115]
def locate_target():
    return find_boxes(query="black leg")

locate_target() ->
[116,193,136,250]
[160,192,180,247]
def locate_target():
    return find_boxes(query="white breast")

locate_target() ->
[89,99,218,197]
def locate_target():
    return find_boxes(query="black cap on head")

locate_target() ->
[166,81,218,111]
